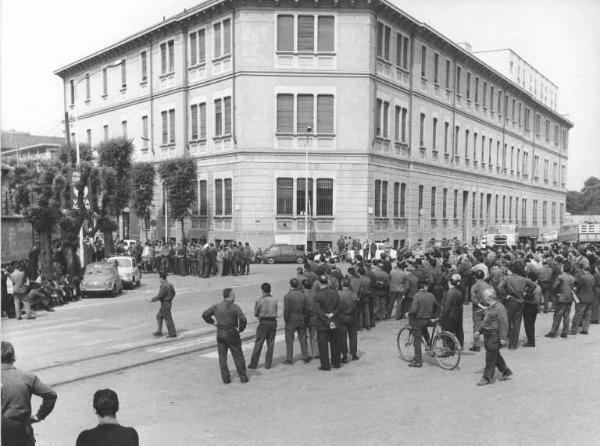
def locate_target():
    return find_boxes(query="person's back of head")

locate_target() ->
[302,278,312,290]
[261,282,271,294]
[289,278,299,289]
[93,389,119,418]
[1,341,15,364]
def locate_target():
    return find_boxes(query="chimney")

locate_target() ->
[457,42,472,52]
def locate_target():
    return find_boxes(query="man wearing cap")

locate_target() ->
[440,274,464,348]
[203,288,249,383]
[248,283,278,369]
[470,269,492,352]
[314,275,342,370]
[1,341,57,446]
[407,278,438,367]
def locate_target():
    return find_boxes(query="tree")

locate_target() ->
[130,162,156,241]
[567,176,600,214]
[9,161,62,275]
[87,137,134,256]
[158,158,197,240]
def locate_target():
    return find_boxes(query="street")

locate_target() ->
[2,263,600,445]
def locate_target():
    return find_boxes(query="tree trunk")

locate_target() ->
[38,230,52,276]
[103,230,114,258]
[64,246,79,276]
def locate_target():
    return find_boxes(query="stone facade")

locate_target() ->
[54,0,571,250]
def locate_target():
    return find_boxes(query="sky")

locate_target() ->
[1,0,599,190]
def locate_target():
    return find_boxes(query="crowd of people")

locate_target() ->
[200,238,599,386]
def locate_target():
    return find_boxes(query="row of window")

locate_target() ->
[276,178,334,216]
[375,102,566,187]
[69,18,232,106]
[376,20,568,149]
[277,14,335,53]
[373,181,564,225]
[276,94,334,134]
[163,178,232,217]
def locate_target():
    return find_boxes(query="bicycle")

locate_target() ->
[396,319,461,370]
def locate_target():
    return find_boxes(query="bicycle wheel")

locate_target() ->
[432,331,461,370]
[397,327,415,362]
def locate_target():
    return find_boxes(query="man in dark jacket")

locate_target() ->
[408,278,438,367]
[283,278,309,364]
[441,274,464,348]
[338,278,359,361]
[546,261,575,338]
[248,283,278,369]
[150,272,177,338]
[570,263,596,335]
[314,276,342,371]
[2,341,57,446]
[202,288,248,384]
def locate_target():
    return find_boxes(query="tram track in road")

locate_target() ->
[39,319,285,388]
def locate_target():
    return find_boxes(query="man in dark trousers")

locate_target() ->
[338,277,359,361]
[407,278,438,367]
[314,275,342,371]
[202,288,249,384]
[283,278,309,364]
[1,341,57,446]
[570,262,596,335]
[440,274,464,348]
[477,288,512,386]
[248,283,278,369]
[150,271,177,338]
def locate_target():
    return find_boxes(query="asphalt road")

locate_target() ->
[2,264,600,445]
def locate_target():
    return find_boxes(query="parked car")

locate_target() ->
[106,256,142,289]
[540,231,558,243]
[262,244,306,264]
[80,262,123,298]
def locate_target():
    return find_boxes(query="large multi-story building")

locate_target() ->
[54,0,571,250]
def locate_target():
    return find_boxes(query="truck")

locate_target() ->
[481,224,518,248]
[558,224,600,243]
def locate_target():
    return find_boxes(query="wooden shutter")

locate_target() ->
[375,180,381,217]
[224,96,232,134]
[191,104,198,140]
[161,43,167,74]
[214,99,222,136]
[190,33,197,66]
[213,23,221,57]
[224,178,232,215]
[199,103,207,140]
[215,179,223,215]
[277,94,294,133]
[223,19,231,55]
[277,15,294,51]
[316,95,334,134]
[297,16,314,52]
[198,29,206,64]
[169,109,175,144]
[161,111,168,145]
[199,180,207,215]
[317,16,334,52]
[168,40,174,73]
[296,94,313,133]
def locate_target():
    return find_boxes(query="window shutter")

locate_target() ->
[277,15,294,51]
[199,180,207,215]
[317,16,334,52]
[297,16,314,52]
[224,178,232,215]
[161,111,168,145]
[297,94,314,133]
[316,179,333,216]
[215,99,222,136]
[276,94,294,133]
[317,95,334,134]
[277,178,294,215]
[198,29,206,63]
[199,103,206,140]
[213,23,221,58]
[224,96,232,134]
[375,180,381,217]
[191,104,198,140]
[169,109,175,143]
[161,43,167,74]
[215,179,223,215]
[190,33,197,66]
[396,34,402,66]
[382,181,388,217]
[168,40,174,73]
[223,19,231,55]
[141,52,147,81]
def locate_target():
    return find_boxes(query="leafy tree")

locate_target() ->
[158,158,197,240]
[8,161,62,275]
[567,176,600,214]
[130,162,156,240]
[87,137,134,256]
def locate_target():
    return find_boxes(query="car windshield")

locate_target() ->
[86,265,113,275]
[109,258,131,267]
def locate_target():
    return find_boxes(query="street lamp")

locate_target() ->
[70,60,123,267]
[304,126,312,253]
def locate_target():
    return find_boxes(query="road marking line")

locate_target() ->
[146,335,215,353]
[3,318,103,337]
[2,316,79,333]
[200,333,285,359]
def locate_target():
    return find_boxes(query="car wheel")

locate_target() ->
[266,258,275,264]
[111,285,117,298]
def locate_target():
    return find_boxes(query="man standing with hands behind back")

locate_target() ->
[150,271,177,338]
